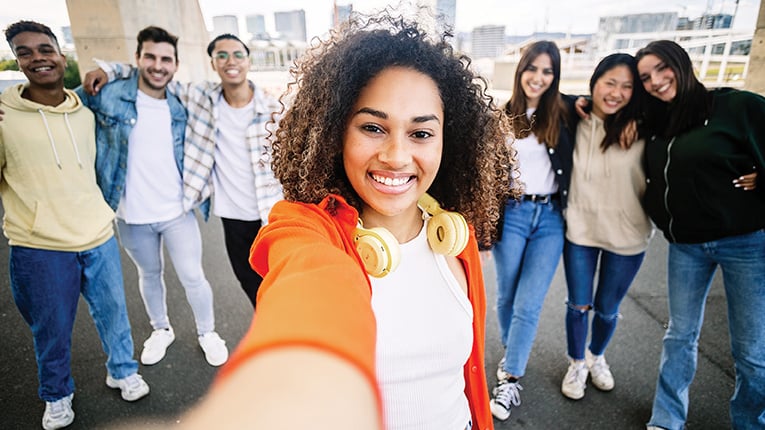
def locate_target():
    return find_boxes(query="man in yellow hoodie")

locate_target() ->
[0,21,149,430]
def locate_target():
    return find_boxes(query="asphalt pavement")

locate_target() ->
[1,209,735,429]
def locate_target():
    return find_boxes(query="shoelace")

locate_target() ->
[565,363,588,384]
[495,381,523,408]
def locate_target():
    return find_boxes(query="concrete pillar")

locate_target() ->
[65,0,214,83]
[745,0,765,95]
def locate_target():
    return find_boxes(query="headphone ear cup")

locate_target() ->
[354,226,401,278]
[426,212,470,256]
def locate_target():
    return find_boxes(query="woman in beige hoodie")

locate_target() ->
[559,53,653,401]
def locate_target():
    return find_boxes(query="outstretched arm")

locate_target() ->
[182,347,381,429]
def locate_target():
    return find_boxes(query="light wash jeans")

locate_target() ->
[563,240,645,359]
[9,237,138,401]
[493,198,564,377]
[648,229,765,430]
[117,212,215,335]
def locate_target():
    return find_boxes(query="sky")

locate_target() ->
[0,0,760,51]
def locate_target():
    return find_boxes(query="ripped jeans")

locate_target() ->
[563,240,645,359]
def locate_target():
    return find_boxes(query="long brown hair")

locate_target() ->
[505,40,568,148]
[635,40,709,138]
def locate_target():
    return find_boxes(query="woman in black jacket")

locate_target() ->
[636,40,765,430]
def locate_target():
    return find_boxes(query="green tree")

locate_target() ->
[0,56,80,89]
[0,58,19,71]
[64,56,81,89]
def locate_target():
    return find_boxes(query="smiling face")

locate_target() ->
[135,40,177,98]
[342,66,444,226]
[520,53,554,108]
[11,31,66,90]
[210,38,249,86]
[637,53,676,103]
[591,64,634,119]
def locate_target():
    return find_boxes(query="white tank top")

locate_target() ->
[370,218,473,430]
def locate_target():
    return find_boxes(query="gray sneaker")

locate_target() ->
[106,373,150,402]
[42,393,74,430]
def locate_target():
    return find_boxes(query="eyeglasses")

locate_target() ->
[214,51,247,61]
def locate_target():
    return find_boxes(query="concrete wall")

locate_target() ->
[66,0,214,83]
[745,0,765,95]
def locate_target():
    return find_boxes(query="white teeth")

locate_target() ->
[224,69,240,77]
[372,174,409,186]
[33,66,52,72]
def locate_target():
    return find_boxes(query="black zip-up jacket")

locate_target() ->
[643,88,765,243]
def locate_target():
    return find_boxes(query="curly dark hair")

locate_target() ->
[270,9,519,248]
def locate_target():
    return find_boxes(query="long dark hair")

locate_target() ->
[589,53,644,150]
[635,40,709,137]
[505,40,568,148]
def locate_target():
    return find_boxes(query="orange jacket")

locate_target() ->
[219,195,493,430]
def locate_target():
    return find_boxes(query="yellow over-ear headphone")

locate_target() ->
[353,193,470,278]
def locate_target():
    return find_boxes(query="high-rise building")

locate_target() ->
[246,14,267,40]
[274,9,307,42]
[212,15,239,37]
[471,25,506,58]
[334,3,353,28]
[436,0,456,32]
[61,26,74,45]
[695,14,733,30]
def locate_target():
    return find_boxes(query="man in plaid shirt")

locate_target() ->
[86,34,283,310]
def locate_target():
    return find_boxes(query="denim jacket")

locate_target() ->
[76,70,187,210]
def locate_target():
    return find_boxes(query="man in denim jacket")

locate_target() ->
[85,34,283,310]
[76,26,229,369]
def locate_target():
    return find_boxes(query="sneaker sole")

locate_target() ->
[489,401,511,420]
[590,380,614,391]
[106,377,150,402]
[42,413,74,430]
[561,387,585,400]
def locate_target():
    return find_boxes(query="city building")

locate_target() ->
[212,14,239,37]
[246,14,268,40]
[436,0,456,32]
[274,9,307,42]
[333,3,353,28]
[471,25,506,58]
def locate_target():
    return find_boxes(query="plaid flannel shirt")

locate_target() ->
[99,61,283,223]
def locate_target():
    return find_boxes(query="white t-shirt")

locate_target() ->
[514,108,558,195]
[116,90,183,224]
[370,219,473,430]
[212,96,260,220]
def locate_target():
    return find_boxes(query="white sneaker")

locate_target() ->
[42,393,74,430]
[586,349,614,391]
[489,377,522,421]
[561,359,588,400]
[141,328,175,365]
[198,332,228,366]
[106,373,150,401]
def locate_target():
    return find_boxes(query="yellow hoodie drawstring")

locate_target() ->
[37,109,83,169]
[64,112,83,168]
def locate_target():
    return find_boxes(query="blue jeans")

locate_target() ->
[493,198,564,377]
[117,212,215,335]
[9,237,138,402]
[648,229,765,430]
[563,240,645,359]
